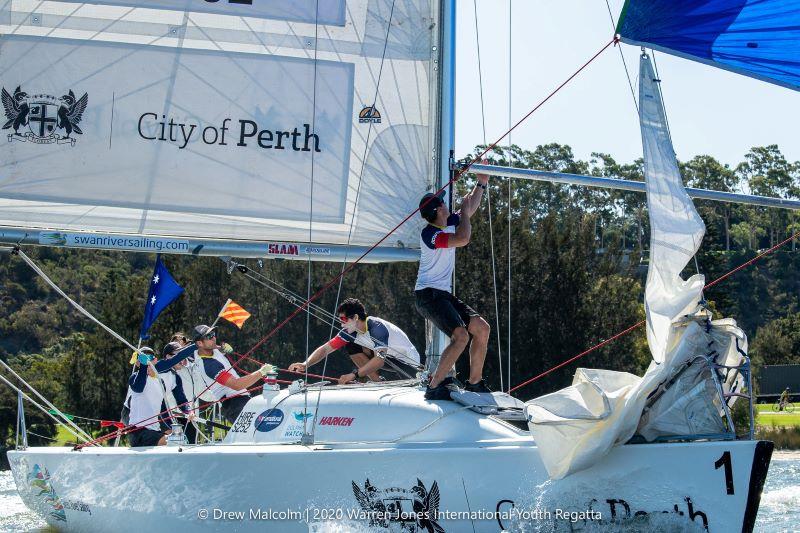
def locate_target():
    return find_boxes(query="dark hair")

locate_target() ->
[336,298,366,320]
[170,332,188,344]
[421,209,438,223]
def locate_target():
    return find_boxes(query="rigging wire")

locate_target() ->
[506,0,513,392]
[508,228,800,395]
[650,50,674,150]
[237,37,617,368]
[230,263,415,379]
[0,372,92,444]
[473,0,504,391]
[303,0,322,441]
[322,0,400,391]
[604,0,638,113]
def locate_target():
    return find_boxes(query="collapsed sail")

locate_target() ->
[0,1,441,252]
[525,55,740,479]
[617,0,800,91]
[639,55,706,363]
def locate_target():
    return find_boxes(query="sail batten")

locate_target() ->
[618,0,800,91]
[0,1,442,255]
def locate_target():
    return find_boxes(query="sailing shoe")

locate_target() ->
[424,383,454,401]
[464,379,492,394]
[440,376,463,390]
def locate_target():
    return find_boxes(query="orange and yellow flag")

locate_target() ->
[219,299,252,329]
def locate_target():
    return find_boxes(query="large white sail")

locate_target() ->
[639,54,706,363]
[525,55,731,479]
[0,1,440,253]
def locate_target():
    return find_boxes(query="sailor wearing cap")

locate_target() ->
[191,324,274,423]
[415,160,493,400]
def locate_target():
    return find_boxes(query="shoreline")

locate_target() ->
[773,450,800,460]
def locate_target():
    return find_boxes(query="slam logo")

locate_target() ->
[358,105,381,124]
[2,86,88,146]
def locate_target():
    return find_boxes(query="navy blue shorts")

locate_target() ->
[415,288,479,337]
[129,427,164,447]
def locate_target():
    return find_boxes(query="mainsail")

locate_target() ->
[0,1,442,257]
[617,0,800,91]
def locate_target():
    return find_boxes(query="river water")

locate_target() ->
[1,452,798,532]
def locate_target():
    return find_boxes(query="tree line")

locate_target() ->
[0,143,797,455]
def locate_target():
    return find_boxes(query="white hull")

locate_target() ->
[8,386,772,532]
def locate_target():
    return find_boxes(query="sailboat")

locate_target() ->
[3,0,796,531]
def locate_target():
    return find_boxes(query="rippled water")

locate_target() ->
[1,453,798,532]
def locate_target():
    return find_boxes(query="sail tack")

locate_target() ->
[618,0,800,91]
[0,1,440,252]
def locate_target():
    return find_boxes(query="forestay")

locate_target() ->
[0,1,441,251]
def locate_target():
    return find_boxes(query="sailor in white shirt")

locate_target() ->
[127,347,193,447]
[414,161,492,400]
[288,298,421,384]
[191,324,275,423]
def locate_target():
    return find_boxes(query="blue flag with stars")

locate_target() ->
[139,255,184,339]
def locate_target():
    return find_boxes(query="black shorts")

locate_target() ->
[345,342,374,357]
[221,394,251,424]
[129,427,164,447]
[415,288,480,337]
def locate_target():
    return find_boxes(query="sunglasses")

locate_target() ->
[339,315,352,323]
[201,333,216,340]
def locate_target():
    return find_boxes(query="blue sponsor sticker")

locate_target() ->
[255,409,284,432]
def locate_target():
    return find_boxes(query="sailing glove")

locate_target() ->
[259,364,277,377]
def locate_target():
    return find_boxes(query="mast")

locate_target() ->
[425,0,457,368]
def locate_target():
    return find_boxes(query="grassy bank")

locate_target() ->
[755,404,800,449]
[756,426,800,450]
[756,403,800,427]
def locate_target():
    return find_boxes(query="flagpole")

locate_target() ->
[210,299,232,328]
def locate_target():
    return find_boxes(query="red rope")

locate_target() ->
[507,320,645,394]
[704,231,799,290]
[78,359,353,449]
[508,230,800,395]
[239,37,617,363]
[78,38,619,447]
[75,381,269,449]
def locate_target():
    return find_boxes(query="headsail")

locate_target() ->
[617,0,800,91]
[525,54,717,479]
[639,54,706,363]
[0,1,441,256]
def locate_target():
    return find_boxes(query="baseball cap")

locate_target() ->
[162,341,182,357]
[193,324,217,341]
[419,191,445,220]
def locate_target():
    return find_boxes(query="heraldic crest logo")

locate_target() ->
[352,478,444,532]
[2,85,88,146]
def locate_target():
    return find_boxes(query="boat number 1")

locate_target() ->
[714,451,734,495]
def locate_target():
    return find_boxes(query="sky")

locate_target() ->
[454,0,800,168]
